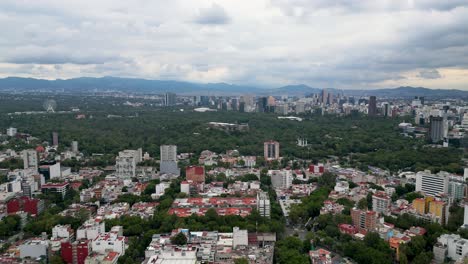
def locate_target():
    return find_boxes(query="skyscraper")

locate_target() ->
[264,140,280,160]
[321,89,328,105]
[160,145,180,176]
[22,149,38,170]
[164,92,176,106]
[368,96,377,116]
[430,116,447,143]
[71,141,79,153]
[52,132,59,146]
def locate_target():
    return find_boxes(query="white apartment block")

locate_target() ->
[91,228,127,256]
[22,149,38,170]
[256,191,271,218]
[77,218,106,240]
[269,170,292,189]
[416,170,449,197]
[52,224,74,240]
[115,149,142,179]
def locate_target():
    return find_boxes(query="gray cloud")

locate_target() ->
[418,69,442,79]
[194,4,231,25]
[0,1,467,89]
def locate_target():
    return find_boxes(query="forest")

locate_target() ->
[0,94,464,174]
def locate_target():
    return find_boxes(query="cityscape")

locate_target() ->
[1,1,468,264]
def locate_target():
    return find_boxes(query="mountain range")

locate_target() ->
[0,76,467,98]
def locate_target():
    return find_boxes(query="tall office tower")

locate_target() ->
[52,132,59,146]
[257,97,268,112]
[22,149,38,170]
[368,96,377,116]
[327,91,334,105]
[115,148,142,179]
[415,170,449,196]
[382,102,390,117]
[350,208,378,232]
[71,141,79,153]
[430,116,447,143]
[231,98,238,111]
[200,96,210,106]
[267,96,276,107]
[160,145,180,176]
[164,92,176,106]
[257,191,271,218]
[462,204,468,228]
[295,102,305,114]
[264,140,280,160]
[321,89,328,105]
[239,102,246,113]
[240,95,255,112]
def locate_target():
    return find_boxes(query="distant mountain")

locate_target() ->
[0,76,260,95]
[267,84,322,96]
[345,86,468,98]
[0,76,467,98]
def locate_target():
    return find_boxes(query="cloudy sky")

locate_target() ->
[1,0,468,89]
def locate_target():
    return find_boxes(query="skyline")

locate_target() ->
[1,0,468,89]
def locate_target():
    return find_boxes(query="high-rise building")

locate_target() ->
[52,132,59,146]
[350,208,378,232]
[115,148,142,179]
[164,92,176,106]
[22,149,38,170]
[368,96,377,116]
[257,97,268,113]
[416,170,449,196]
[462,205,468,229]
[160,145,180,176]
[321,89,328,105]
[448,180,465,200]
[6,127,17,137]
[264,141,280,160]
[71,141,79,153]
[256,191,271,218]
[372,191,391,215]
[430,116,447,143]
[269,170,292,189]
[295,102,305,114]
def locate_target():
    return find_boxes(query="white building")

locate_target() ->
[91,227,127,256]
[232,227,248,248]
[416,170,449,197]
[372,191,391,215]
[180,181,190,195]
[334,181,349,194]
[77,218,106,240]
[269,170,292,189]
[160,145,180,176]
[256,191,271,218]
[22,149,38,170]
[71,141,79,153]
[154,182,170,197]
[435,234,468,262]
[115,149,142,179]
[52,224,74,240]
[6,127,17,137]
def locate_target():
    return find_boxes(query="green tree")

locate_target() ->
[170,232,188,245]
